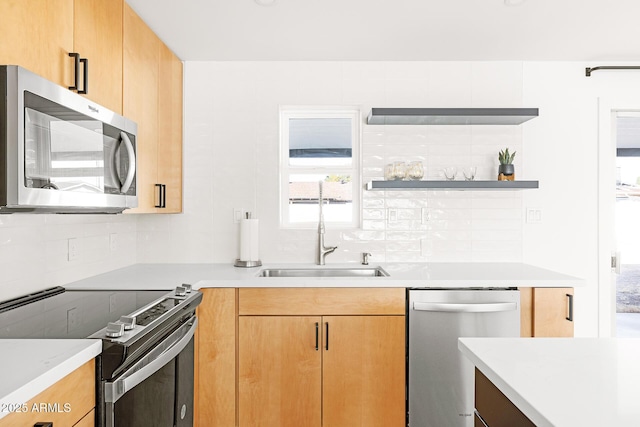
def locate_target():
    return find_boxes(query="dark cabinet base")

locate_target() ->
[475,368,536,427]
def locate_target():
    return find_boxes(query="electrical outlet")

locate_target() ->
[421,208,431,224]
[109,294,117,313]
[526,208,542,224]
[233,208,248,223]
[110,233,118,252]
[388,209,398,223]
[68,238,78,261]
[67,307,78,333]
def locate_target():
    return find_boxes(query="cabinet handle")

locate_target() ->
[68,52,80,91]
[566,293,574,322]
[155,184,163,208]
[34,423,53,427]
[325,322,329,351]
[79,57,89,94]
[154,184,167,208]
[315,322,319,351]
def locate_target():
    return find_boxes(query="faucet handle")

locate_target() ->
[362,252,371,265]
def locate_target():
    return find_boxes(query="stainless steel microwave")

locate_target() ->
[0,65,137,213]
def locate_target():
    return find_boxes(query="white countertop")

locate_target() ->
[0,339,101,420]
[458,337,640,427]
[64,262,584,290]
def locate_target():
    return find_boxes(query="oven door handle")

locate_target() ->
[104,317,197,404]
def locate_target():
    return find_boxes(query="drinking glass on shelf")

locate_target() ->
[392,162,406,180]
[443,167,457,181]
[384,163,395,180]
[407,161,424,180]
[463,166,477,181]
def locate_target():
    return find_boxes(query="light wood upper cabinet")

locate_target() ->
[123,3,160,213]
[0,359,95,427]
[0,0,74,87]
[520,287,574,337]
[0,0,123,113]
[73,0,123,114]
[2,1,182,215]
[124,4,183,213]
[157,43,183,213]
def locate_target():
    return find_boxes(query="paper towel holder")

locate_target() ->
[234,259,262,268]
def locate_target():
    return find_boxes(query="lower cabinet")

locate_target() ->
[0,359,96,427]
[196,288,237,427]
[519,287,574,337]
[196,287,406,427]
[474,368,534,427]
[239,314,405,427]
[239,288,406,427]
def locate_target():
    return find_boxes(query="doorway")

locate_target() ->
[598,99,640,337]
[614,113,640,337]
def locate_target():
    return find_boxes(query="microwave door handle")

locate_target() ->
[119,131,136,194]
[412,302,517,313]
[104,317,197,404]
[110,137,122,190]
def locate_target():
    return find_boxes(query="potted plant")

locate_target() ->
[498,148,516,181]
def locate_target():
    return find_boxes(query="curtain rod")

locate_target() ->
[585,66,640,77]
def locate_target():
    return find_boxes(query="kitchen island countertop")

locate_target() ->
[459,337,640,427]
[63,262,584,290]
[0,339,101,420]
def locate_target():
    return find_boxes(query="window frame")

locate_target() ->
[279,106,361,229]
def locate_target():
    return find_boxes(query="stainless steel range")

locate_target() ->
[0,285,202,427]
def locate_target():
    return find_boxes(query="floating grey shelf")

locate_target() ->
[366,108,539,125]
[366,180,539,191]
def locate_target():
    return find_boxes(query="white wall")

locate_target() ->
[522,62,640,337]
[143,61,529,265]
[2,60,639,338]
[139,59,638,338]
[0,214,137,301]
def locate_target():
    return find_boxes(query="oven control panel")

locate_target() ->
[137,298,181,326]
[90,286,200,342]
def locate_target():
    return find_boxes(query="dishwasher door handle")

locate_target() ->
[413,301,517,313]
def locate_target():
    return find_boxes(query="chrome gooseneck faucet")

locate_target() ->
[316,181,337,265]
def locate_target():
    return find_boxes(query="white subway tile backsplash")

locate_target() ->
[0,60,532,300]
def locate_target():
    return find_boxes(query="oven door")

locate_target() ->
[103,317,197,427]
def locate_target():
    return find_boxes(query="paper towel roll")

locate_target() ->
[240,218,260,262]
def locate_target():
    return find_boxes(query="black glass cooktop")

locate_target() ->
[0,287,167,339]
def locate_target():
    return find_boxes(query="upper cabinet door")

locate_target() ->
[0,0,74,87]
[123,3,160,213]
[73,0,123,114]
[157,43,183,213]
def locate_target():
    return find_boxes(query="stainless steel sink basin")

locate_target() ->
[257,267,389,278]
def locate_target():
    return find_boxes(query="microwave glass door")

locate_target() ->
[23,92,136,196]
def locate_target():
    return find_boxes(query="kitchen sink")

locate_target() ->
[257,266,389,278]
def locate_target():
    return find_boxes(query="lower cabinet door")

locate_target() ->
[533,288,574,337]
[322,315,406,427]
[238,316,322,427]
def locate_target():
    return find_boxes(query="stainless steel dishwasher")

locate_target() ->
[408,289,520,427]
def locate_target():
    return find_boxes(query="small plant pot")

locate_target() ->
[498,164,515,181]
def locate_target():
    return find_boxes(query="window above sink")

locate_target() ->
[279,107,361,229]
